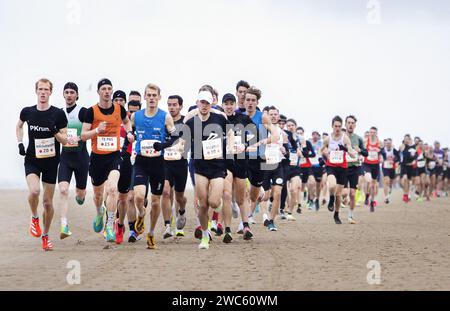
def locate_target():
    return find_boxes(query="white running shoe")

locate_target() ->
[286,214,296,221]
[163,225,173,239]
[236,221,244,234]
[176,213,186,230]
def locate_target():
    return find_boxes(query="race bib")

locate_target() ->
[428,161,436,170]
[227,135,244,155]
[35,138,56,158]
[384,161,393,169]
[299,156,307,165]
[289,152,299,166]
[65,128,79,148]
[202,138,222,160]
[310,155,320,166]
[265,144,281,165]
[368,151,379,161]
[417,161,425,168]
[329,150,344,164]
[97,136,118,152]
[164,143,182,161]
[141,140,161,158]
[346,152,358,163]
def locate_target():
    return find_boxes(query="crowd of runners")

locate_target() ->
[16,78,450,251]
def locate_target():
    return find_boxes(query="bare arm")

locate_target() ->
[81,122,95,141]
[16,120,24,143]
[54,127,68,145]
[344,135,356,157]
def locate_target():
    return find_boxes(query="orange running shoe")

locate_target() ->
[115,219,124,245]
[42,235,53,251]
[30,217,42,238]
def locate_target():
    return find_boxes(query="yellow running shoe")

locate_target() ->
[135,214,145,235]
[348,217,357,224]
[198,236,209,249]
[60,225,72,240]
[146,234,157,249]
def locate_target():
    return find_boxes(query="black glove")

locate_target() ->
[153,142,163,152]
[319,158,325,167]
[360,149,368,157]
[18,143,26,156]
[338,144,348,152]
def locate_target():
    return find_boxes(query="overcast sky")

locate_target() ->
[1,0,449,188]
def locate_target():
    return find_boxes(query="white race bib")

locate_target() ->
[65,128,78,148]
[35,138,56,158]
[141,140,161,158]
[202,138,222,160]
[289,152,299,166]
[384,161,393,169]
[265,144,281,165]
[164,143,182,161]
[97,136,118,152]
[227,135,244,155]
[417,161,425,168]
[329,150,344,164]
[310,155,320,166]
[368,151,379,161]
[428,161,436,170]
[346,152,358,163]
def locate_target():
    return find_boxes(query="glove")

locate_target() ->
[360,149,368,157]
[319,158,325,167]
[18,143,26,156]
[338,144,348,152]
[153,142,163,152]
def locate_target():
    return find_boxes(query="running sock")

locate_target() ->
[348,209,353,219]
[179,209,186,216]
[61,217,68,227]
[334,211,339,218]
[149,229,154,236]
[96,206,103,215]
[129,221,135,232]
[243,222,249,228]
[32,215,39,219]
[164,220,170,226]
[225,227,231,234]
[202,230,209,239]
[107,211,115,227]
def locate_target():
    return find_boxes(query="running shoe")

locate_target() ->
[223,232,233,244]
[402,194,409,203]
[236,222,244,234]
[198,236,210,249]
[105,225,115,242]
[286,214,296,221]
[370,201,375,213]
[334,213,342,225]
[348,217,357,224]
[263,213,270,227]
[307,200,314,210]
[194,226,202,239]
[128,230,139,243]
[296,204,302,214]
[364,195,370,206]
[163,225,173,239]
[315,199,320,212]
[267,222,278,231]
[60,225,72,240]
[231,202,239,218]
[321,199,327,206]
[384,198,390,204]
[417,196,424,203]
[280,210,287,220]
[327,196,335,212]
[41,235,53,251]
[210,220,217,233]
[135,213,145,235]
[114,220,124,245]
[93,206,105,233]
[216,223,224,236]
[176,212,186,230]
[30,217,42,238]
[75,196,85,206]
[146,234,157,249]
[175,229,185,237]
[243,227,254,240]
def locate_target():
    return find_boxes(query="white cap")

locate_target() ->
[197,91,213,104]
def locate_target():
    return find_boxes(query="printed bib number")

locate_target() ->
[329,150,344,164]
[164,143,182,161]
[265,144,281,165]
[35,138,56,158]
[368,151,379,161]
[289,152,299,166]
[65,128,79,148]
[384,161,393,169]
[227,136,244,155]
[417,161,425,168]
[141,140,161,158]
[97,136,118,152]
[428,161,436,170]
[202,138,222,160]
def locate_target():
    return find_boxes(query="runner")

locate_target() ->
[432,141,445,197]
[81,79,134,242]
[131,83,177,249]
[235,80,250,113]
[415,140,428,202]
[309,131,326,211]
[344,115,368,223]
[161,95,188,238]
[184,90,234,249]
[16,78,68,250]
[297,127,317,211]
[57,82,89,240]
[362,126,382,212]
[399,134,417,203]
[380,138,400,204]
[321,116,356,224]
[222,93,254,242]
